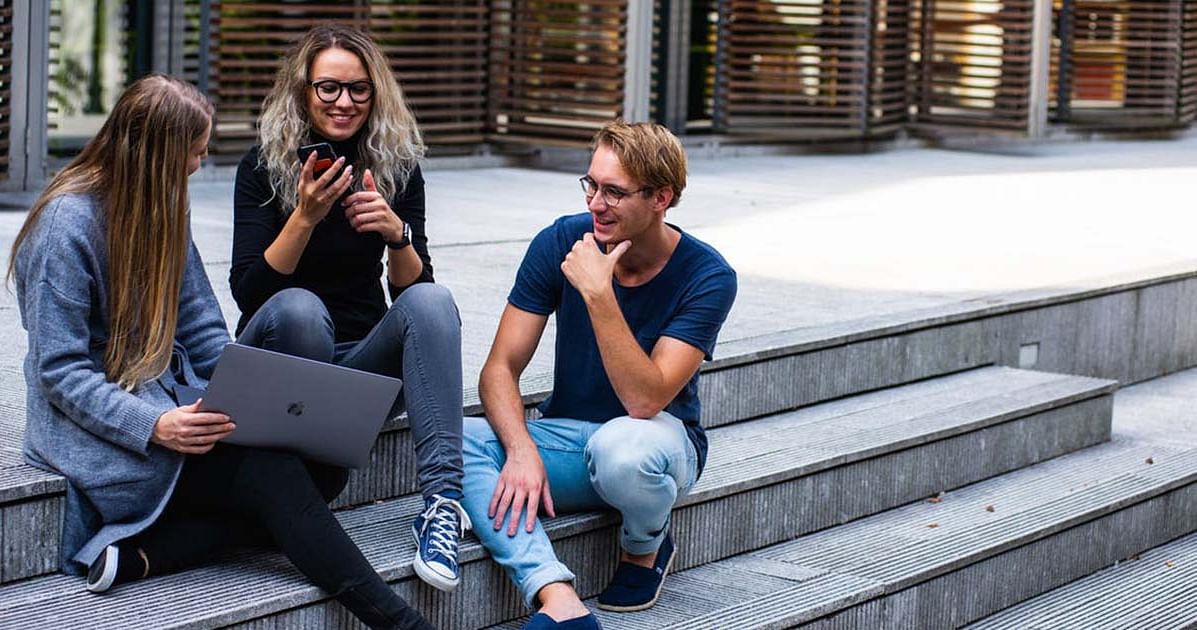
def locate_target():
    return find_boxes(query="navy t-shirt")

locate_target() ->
[508,213,737,475]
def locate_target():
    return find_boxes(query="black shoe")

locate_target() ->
[596,534,675,612]
[86,545,120,593]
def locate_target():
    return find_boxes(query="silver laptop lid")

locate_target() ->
[199,343,402,468]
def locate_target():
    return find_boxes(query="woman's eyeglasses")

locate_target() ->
[311,80,374,104]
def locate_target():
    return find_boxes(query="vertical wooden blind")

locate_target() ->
[911,0,1036,130]
[488,0,627,146]
[0,0,10,181]
[207,1,488,156]
[1054,0,1188,127]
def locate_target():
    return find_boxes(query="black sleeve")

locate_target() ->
[229,147,293,320]
[388,164,436,300]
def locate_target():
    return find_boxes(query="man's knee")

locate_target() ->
[585,416,677,486]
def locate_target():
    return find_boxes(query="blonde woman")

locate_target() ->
[230,23,468,593]
[11,75,432,629]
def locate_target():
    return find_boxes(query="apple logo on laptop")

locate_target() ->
[287,402,305,416]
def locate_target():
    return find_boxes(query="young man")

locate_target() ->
[461,121,737,630]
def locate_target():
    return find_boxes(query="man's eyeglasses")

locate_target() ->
[311,80,375,104]
[579,176,653,208]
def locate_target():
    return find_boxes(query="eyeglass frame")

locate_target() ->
[310,80,375,104]
[579,175,655,208]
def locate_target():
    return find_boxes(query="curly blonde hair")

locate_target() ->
[257,23,425,212]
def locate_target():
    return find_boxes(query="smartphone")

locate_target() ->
[296,142,338,175]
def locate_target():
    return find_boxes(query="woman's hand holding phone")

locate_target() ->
[295,150,353,226]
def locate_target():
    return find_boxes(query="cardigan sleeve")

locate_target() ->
[176,240,231,381]
[387,164,435,301]
[19,198,165,454]
[229,148,293,318]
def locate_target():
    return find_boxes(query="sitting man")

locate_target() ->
[461,121,737,629]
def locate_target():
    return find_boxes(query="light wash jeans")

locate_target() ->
[237,285,464,498]
[461,413,699,608]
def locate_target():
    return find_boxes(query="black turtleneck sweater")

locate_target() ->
[230,134,434,343]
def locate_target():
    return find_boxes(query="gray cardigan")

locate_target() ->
[15,193,230,574]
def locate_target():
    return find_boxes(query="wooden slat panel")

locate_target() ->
[209,1,487,156]
[1052,0,1187,128]
[912,0,1035,131]
[715,0,911,139]
[720,0,871,136]
[0,0,9,182]
[488,0,626,147]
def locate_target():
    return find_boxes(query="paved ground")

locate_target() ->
[3,135,1197,408]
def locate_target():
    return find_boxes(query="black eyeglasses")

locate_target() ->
[310,80,374,104]
[579,176,653,208]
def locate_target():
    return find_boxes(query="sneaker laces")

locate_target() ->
[418,496,473,562]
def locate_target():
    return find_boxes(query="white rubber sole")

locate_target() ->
[86,545,119,593]
[411,524,460,592]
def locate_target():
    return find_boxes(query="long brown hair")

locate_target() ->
[8,74,213,390]
[257,23,424,213]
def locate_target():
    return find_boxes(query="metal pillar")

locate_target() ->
[1028,0,1054,138]
[5,0,50,192]
[623,0,653,123]
[657,0,692,132]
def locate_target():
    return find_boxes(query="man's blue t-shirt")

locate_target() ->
[508,213,737,475]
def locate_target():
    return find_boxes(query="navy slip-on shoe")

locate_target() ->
[595,533,676,612]
[521,612,602,630]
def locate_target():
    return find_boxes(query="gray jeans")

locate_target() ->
[236,284,464,498]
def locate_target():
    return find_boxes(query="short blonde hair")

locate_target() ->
[591,121,687,208]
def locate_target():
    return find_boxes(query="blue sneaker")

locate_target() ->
[595,534,675,612]
[522,612,602,630]
[411,494,471,591]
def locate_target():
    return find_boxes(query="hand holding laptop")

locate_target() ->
[151,399,235,455]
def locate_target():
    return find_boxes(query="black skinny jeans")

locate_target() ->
[129,444,433,630]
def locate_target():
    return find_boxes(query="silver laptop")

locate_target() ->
[176,343,402,469]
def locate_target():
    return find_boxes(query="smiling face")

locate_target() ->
[306,47,372,141]
[585,145,664,245]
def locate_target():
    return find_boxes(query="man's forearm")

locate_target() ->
[585,292,668,418]
[479,365,539,453]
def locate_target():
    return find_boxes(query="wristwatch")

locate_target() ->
[386,221,412,250]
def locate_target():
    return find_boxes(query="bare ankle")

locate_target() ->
[620,549,656,569]
[537,582,589,621]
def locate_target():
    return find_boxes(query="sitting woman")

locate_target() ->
[10,74,432,630]
[230,24,467,592]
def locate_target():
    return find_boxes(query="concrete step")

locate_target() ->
[0,367,1116,628]
[496,439,1196,630]
[964,531,1197,629]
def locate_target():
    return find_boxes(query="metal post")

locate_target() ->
[658,0,692,133]
[1028,0,1054,138]
[5,0,50,192]
[1055,0,1073,122]
[623,0,654,122]
[198,0,211,94]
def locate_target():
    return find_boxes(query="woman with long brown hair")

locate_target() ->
[10,74,432,629]
[231,23,468,593]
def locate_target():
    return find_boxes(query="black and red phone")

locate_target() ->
[297,142,338,175]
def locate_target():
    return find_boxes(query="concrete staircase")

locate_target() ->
[2,270,1197,628]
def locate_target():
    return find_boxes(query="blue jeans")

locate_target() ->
[237,285,463,498]
[461,413,699,608]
